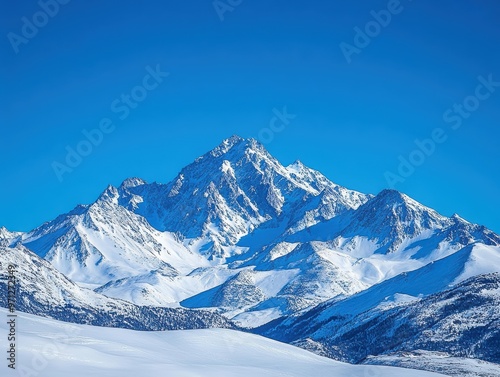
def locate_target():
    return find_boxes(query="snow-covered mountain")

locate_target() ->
[257,243,500,339]
[0,245,233,330]
[1,137,498,314]
[271,271,500,376]
[22,188,208,286]
[4,137,500,323]
[256,246,500,375]
[4,137,372,316]
[1,135,499,376]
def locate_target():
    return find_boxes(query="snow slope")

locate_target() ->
[0,309,445,377]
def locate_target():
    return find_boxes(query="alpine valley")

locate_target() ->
[1,136,499,377]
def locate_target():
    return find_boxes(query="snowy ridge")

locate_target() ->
[0,226,23,247]
[22,188,208,287]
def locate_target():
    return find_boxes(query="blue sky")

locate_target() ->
[1,0,499,233]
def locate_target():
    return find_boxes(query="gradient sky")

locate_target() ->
[1,0,499,233]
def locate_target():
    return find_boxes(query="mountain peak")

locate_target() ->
[209,136,264,159]
[96,184,119,204]
[370,189,446,221]
[226,134,244,144]
[120,177,147,189]
[0,226,22,247]
[451,213,469,223]
[0,226,10,241]
[287,160,306,171]
[337,188,450,254]
[377,189,408,202]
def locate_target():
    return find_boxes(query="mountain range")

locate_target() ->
[1,135,499,377]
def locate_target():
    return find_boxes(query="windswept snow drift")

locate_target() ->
[0,309,445,377]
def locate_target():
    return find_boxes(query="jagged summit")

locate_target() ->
[0,226,23,247]
[120,177,147,189]
[287,160,306,171]
[328,188,448,254]
[0,226,10,238]
[377,188,407,200]
[207,135,264,157]
[115,136,369,253]
[450,213,471,224]
[187,136,278,182]
[96,184,119,203]
[363,189,446,222]
[373,189,435,210]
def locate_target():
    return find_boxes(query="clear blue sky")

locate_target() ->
[1,0,499,233]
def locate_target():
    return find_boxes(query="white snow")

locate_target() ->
[0,309,445,377]
[252,268,300,297]
[453,243,500,284]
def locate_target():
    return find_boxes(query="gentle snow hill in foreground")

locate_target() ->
[0,309,445,377]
